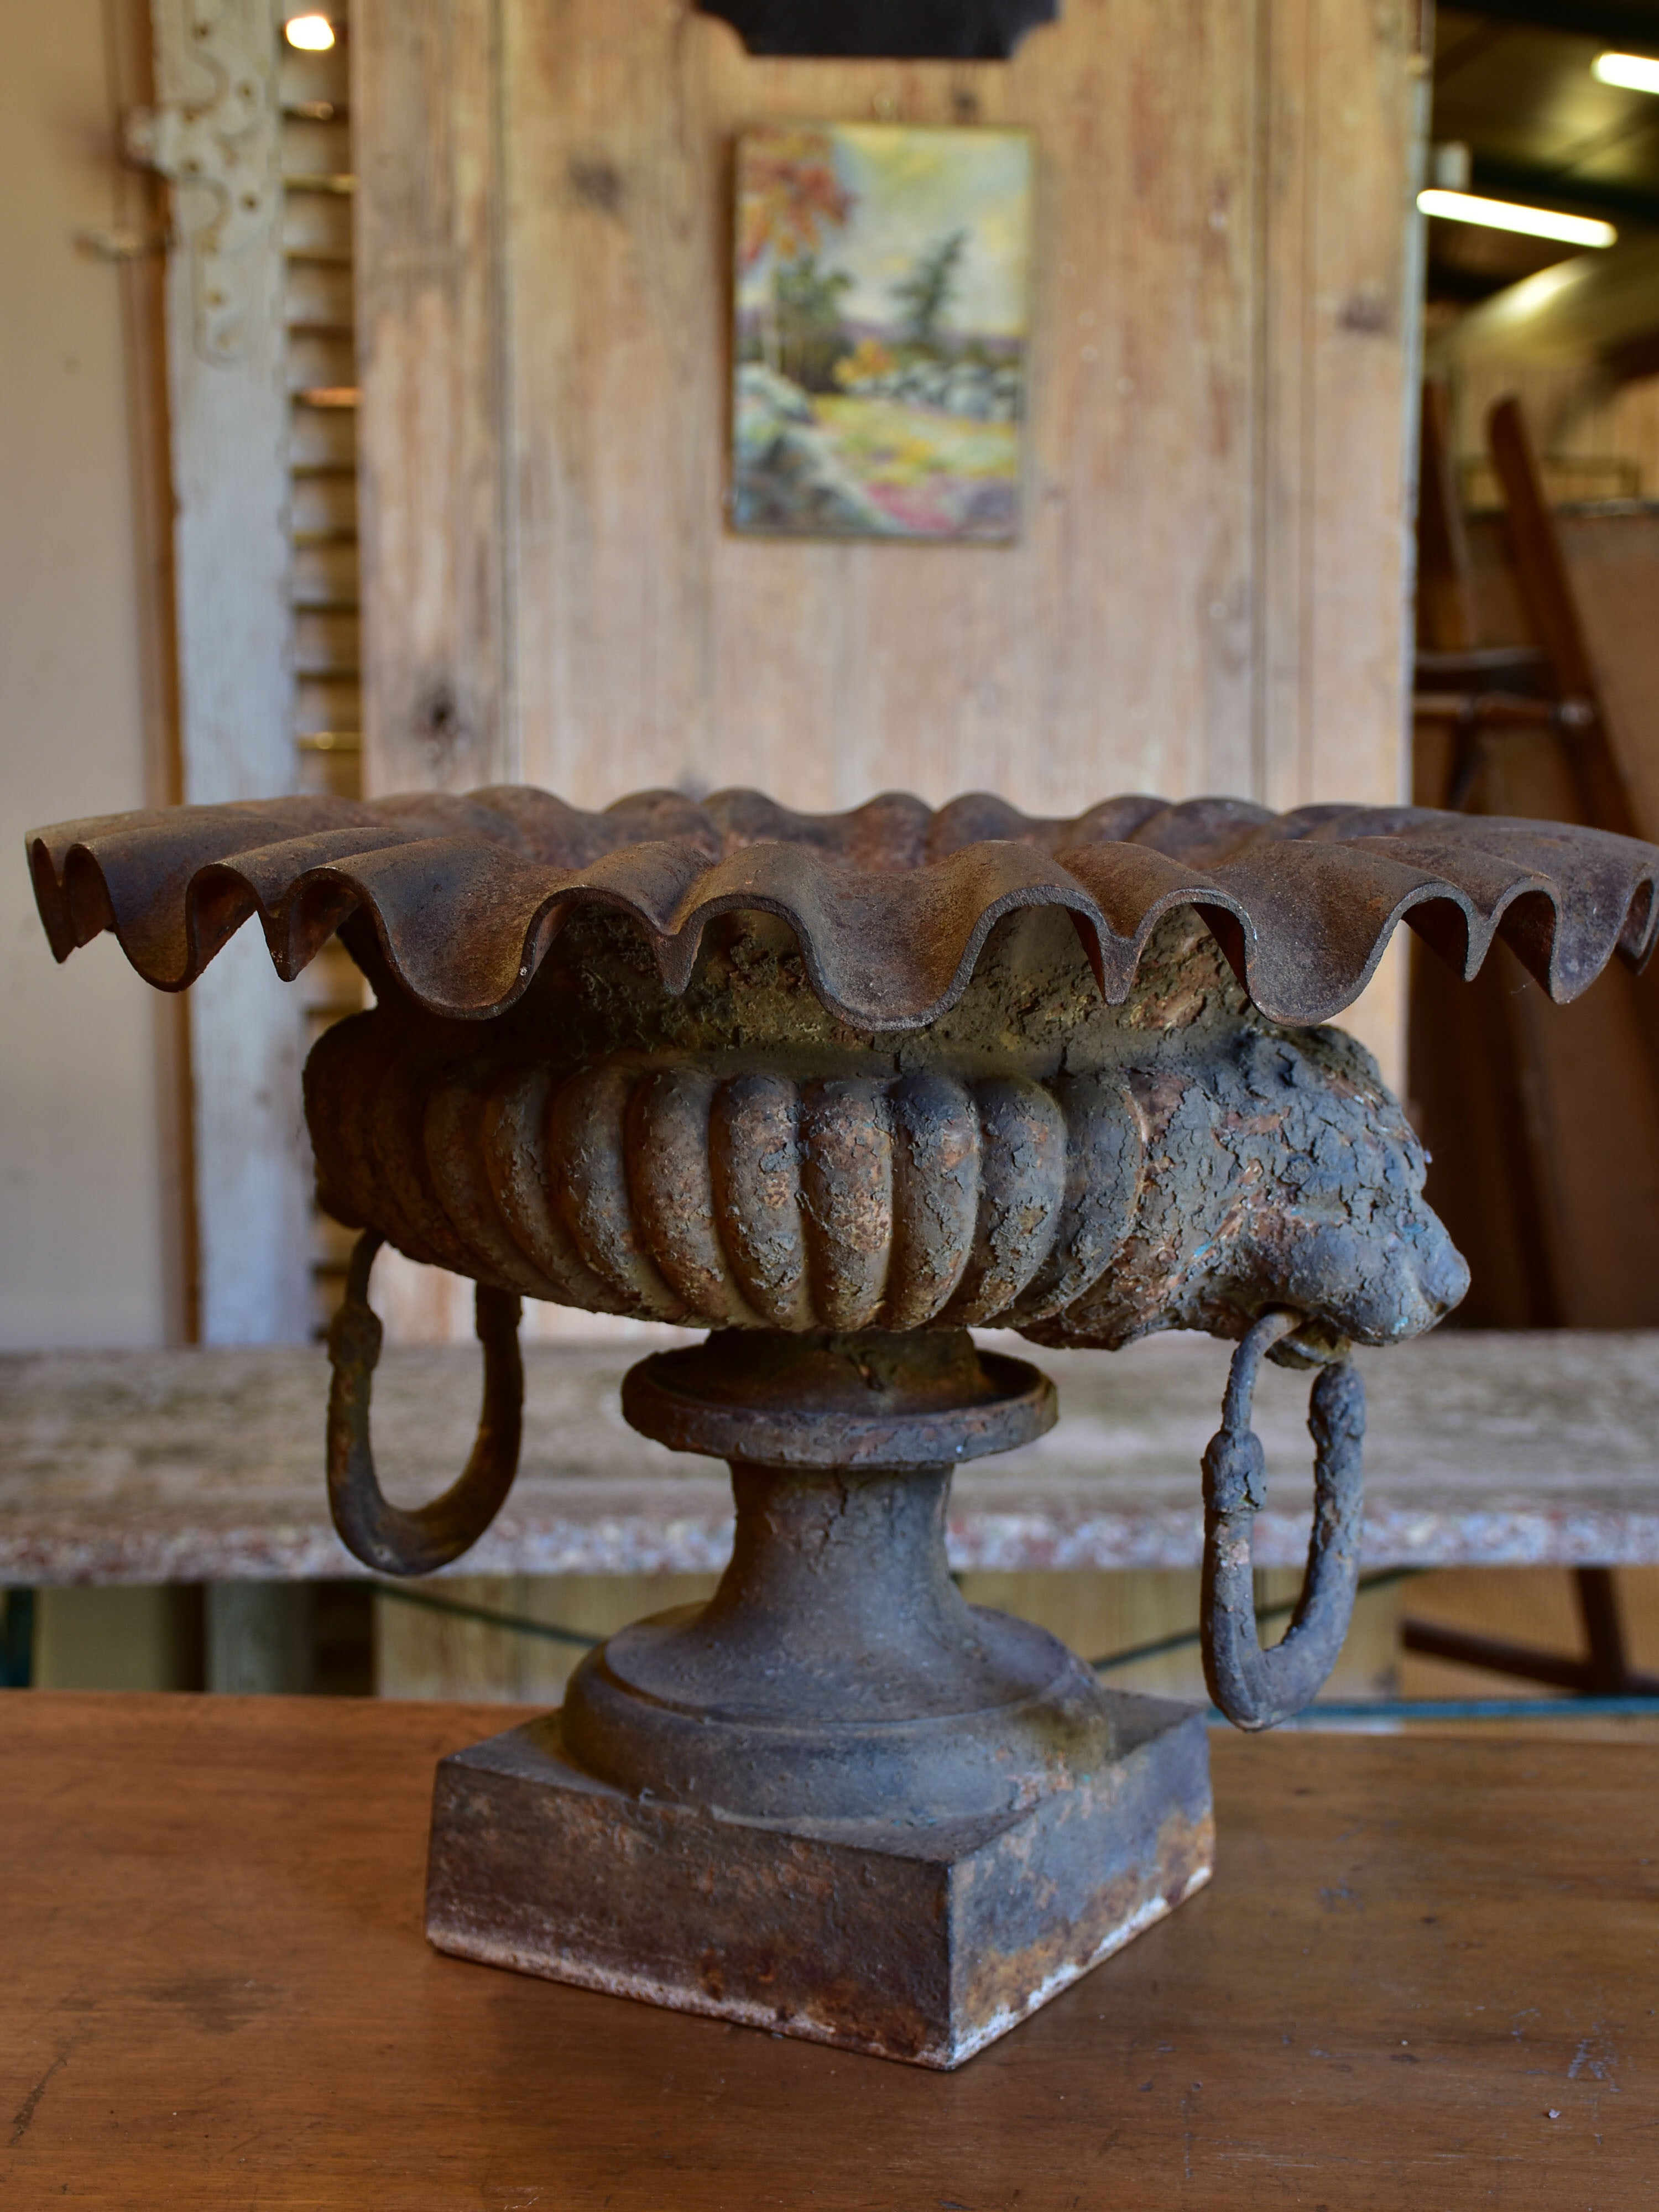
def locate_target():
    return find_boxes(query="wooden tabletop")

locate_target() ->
[2,1694,1655,2206]
[8,1328,1659,1583]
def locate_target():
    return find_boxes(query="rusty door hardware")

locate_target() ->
[27,785,1659,2063]
[123,0,282,364]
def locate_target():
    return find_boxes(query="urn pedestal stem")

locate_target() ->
[423,1328,1215,2066]
[565,1330,1108,1823]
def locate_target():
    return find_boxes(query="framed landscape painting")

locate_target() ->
[732,123,1034,542]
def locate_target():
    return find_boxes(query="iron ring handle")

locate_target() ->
[325,1231,524,1577]
[1199,1308,1366,1731]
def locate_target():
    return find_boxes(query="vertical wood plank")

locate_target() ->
[148,0,312,1342]
[1254,0,1425,1077]
[353,0,513,793]
[1292,0,1420,814]
[1558,511,1659,843]
[1415,380,1477,653]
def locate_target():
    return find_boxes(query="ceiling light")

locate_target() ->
[1594,51,1659,95]
[285,14,335,50]
[1417,190,1616,249]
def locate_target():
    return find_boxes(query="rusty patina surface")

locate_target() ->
[28,789,1659,1026]
[568,1332,1097,1827]
[297,901,1469,1357]
[1200,1311,1368,1730]
[425,1691,1213,2070]
[26,782,1659,2063]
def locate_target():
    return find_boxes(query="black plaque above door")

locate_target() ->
[696,0,1057,61]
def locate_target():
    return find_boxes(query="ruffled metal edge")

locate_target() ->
[26,786,1659,1032]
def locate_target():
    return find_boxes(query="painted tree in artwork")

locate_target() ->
[773,254,854,389]
[893,229,969,353]
[738,127,855,375]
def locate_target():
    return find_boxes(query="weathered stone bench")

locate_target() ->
[5,1330,1657,1583]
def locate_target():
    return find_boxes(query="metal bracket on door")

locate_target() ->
[124,0,281,363]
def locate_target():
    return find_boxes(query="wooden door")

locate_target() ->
[351,0,1427,837]
[345,0,1428,1347]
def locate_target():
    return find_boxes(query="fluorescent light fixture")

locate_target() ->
[1417,189,1616,249]
[285,13,335,49]
[1594,51,1659,94]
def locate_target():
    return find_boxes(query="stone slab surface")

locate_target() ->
[4,1330,1659,1582]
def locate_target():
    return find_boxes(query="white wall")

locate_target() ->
[1,2,173,1348]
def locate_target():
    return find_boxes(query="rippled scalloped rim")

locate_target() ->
[26,787,1659,1032]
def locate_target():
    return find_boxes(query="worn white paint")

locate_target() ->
[147,0,312,1342]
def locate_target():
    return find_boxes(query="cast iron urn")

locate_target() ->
[29,786,1659,2065]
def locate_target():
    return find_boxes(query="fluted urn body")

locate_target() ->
[306,898,1465,1360]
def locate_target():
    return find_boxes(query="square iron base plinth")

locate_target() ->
[425,1692,1214,2069]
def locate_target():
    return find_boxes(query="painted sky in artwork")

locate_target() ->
[736,124,1032,340]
